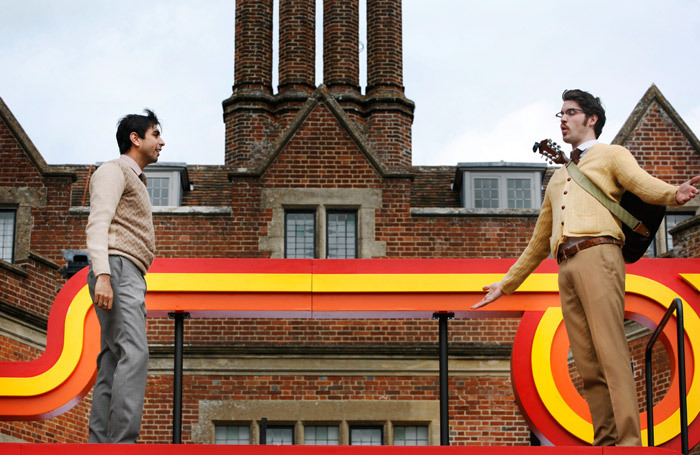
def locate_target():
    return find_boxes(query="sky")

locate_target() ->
[1,1,699,167]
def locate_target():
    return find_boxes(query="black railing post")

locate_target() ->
[260,417,267,445]
[169,312,190,444]
[433,312,454,446]
[645,298,688,455]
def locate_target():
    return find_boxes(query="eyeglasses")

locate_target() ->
[555,108,586,118]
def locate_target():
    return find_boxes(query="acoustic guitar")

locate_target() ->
[532,139,665,263]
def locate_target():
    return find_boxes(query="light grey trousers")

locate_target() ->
[87,255,148,443]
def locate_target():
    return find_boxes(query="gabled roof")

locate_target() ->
[0,96,75,180]
[228,84,413,180]
[612,84,700,153]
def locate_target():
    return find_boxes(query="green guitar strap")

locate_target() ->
[565,161,650,237]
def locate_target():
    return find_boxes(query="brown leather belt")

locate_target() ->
[556,236,624,264]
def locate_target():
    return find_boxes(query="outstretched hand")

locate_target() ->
[472,282,504,309]
[676,175,700,205]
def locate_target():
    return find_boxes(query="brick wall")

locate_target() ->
[670,217,700,258]
[623,100,700,184]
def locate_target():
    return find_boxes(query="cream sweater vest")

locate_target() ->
[86,158,155,276]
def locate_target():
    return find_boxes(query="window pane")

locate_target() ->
[305,426,339,445]
[214,425,250,444]
[474,178,499,208]
[266,426,294,445]
[350,427,382,446]
[666,213,693,250]
[507,178,532,209]
[394,426,428,446]
[327,211,357,259]
[0,210,16,263]
[645,238,656,258]
[147,176,170,206]
[285,212,315,258]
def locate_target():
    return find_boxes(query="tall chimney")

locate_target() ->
[364,0,414,167]
[278,0,316,93]
[233,0,273,94]
[367,0,404,96]
[224,0,275,166]
[323,0,360,94]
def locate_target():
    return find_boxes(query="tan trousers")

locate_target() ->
[557,243,641,446]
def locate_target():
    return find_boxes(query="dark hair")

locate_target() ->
[561,89,606,138]
[115,109,160,154]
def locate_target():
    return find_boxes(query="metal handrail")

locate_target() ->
[644,297,688,455]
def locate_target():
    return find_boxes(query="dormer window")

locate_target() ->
[454,163,547,210]
[143,163,190,206]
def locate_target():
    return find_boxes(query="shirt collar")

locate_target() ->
[576,139,599,159]
[119,154,142,176]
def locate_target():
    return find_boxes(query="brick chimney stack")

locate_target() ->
[278,0,315,94]
[223,0,414,168]
[233,0,273,94]
[367,0,404,96]
[323,0,360,94]
[365,0,413,166]
[223,0,274,167]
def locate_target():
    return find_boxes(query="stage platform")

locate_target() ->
[0,444,684,454]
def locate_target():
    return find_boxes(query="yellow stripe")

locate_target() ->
[312,273,558,293]
[0,287,92,396]
[145,273,312,292]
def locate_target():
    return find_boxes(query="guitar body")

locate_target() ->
[533,139,666,263]
[619,191,665,263]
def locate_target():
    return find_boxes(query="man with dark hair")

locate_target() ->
[115,109,161,155]
[86,109,164,443]
[561,89,606,138]
[473,90,700,446]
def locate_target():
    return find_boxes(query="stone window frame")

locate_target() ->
[461,171,543,210]
[0,186,47,265]
[261,188,385,259]
[194,400,439,445]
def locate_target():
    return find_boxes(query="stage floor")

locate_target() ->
[0,444,684,454]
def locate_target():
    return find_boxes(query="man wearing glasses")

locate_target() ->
[473,89,700,446]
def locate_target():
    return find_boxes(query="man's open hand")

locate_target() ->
[472,282,504,309]
[676,175,700,205]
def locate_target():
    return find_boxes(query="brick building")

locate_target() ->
[1,0,699,449]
